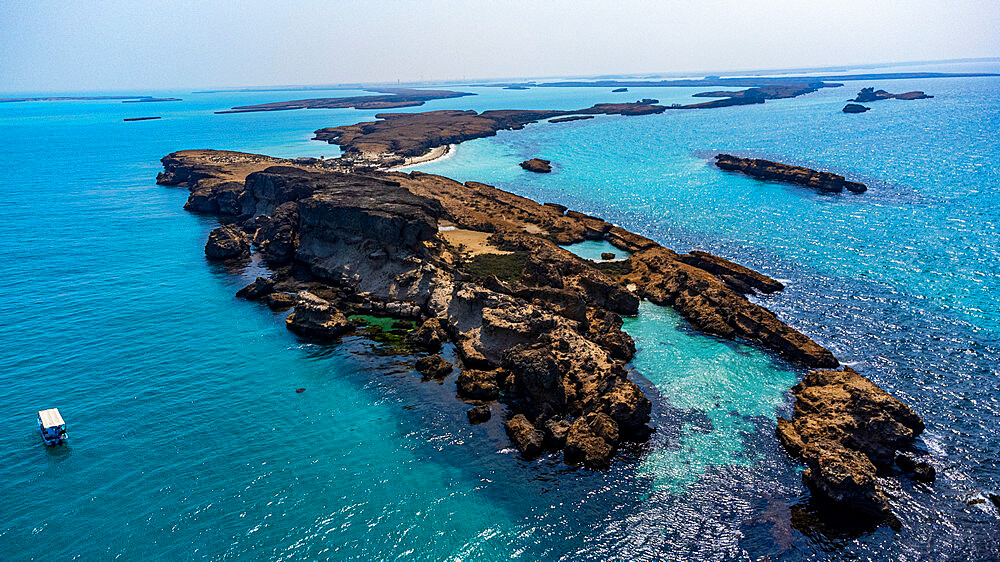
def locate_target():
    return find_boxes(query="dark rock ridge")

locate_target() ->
[714,154,867,194]
[122,97,181,103]
[611,87,628,92]
[672,83,828,109]
[777,368,925,522]
[123,116,162,122]
[520,158,552,173]
[216,88,475,114]
[312,102,666,167]
[851,87,933,102]
[159,149,922,518]
[549,115,594,124]
[842,104,871,114]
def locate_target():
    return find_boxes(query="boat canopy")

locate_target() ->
[38,408,65,428]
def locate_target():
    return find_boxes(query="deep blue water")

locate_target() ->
[2,63,999,560]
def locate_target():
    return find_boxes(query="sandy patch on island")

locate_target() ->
[439,227,510,256]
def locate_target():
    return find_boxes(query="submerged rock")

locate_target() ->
[466,404,491,424]
[204,225,250,260]
[912,462,936,483]
[285,291,352,339]
[236,276,275,300]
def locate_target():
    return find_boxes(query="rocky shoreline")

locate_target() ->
[155,107,927,526]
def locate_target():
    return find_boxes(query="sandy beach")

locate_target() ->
[391,144,455,170]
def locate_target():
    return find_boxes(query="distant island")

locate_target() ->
[0,95,181,103]
[216,88,474,113]
[851,86,933,102]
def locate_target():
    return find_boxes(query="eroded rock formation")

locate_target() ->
[714,154,868,194]
[777,368,925,521]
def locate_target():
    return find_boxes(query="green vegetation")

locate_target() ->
[462,251,530,284]
[349,314,415,351]
[591,259,632,277]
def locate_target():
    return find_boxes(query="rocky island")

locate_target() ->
[843,103,871,114]
[851,87,933,102]
[673,82,829,109]
[157,140,924,524]
[519,158,552,173]
[154,102,928,526]
[216,88,475,114]
[714,154,868,193]
[311,102,667,167]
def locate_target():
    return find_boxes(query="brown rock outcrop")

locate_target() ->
[777,368,925,520]
[407,318,445,351]
[676,250,784,294]
[714,154,867,194]
[456,369,501,401]
[621,247,838,367]
[504,415,545,459]
[564,414,617,467]
[253,202,299,264]
[285,291,353,339]
[519,158,552,173]
[204,225,250,260]
[415,354,453,378]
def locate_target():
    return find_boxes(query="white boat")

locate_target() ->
[38,408,67,446]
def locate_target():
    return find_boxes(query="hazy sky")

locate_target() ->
[2,0,999,93]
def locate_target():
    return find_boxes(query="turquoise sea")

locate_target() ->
[2,62,999,560]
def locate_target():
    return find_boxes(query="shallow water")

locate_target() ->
[2,63,999,560]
